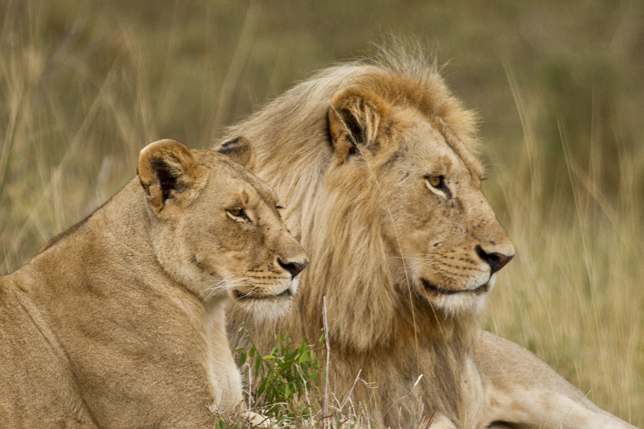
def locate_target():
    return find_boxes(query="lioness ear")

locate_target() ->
[138,139,208,214]
[215,136,256,170]
[327,86,391,163]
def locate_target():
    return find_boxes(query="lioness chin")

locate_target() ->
[0,138,307,428]
[220,46,636,429]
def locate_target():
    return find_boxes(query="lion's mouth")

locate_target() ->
[233,287,292,301]
[421,278,492,296]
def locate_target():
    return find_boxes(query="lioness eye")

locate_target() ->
[427,175,444,189]
[226,208,251,223]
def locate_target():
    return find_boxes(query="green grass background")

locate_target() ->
[1,0,642,425]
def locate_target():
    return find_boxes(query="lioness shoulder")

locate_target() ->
[0,138,307,428]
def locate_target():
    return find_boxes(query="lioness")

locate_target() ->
[220,48,636,428]
[0,138,308,428]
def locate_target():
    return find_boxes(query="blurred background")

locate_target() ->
[1,0,642,424]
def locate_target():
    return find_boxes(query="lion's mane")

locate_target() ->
[225,47,482,424]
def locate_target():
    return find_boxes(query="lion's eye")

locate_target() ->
[227,208,251,223]
[425,174,451,198]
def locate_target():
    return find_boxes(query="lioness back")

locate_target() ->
[0,138,307,428]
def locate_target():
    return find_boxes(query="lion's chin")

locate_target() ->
[423,274,497,317]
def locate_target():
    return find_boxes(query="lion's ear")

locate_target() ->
[327,86,391,163]
[138,139,208,214]
[215,136,256,170]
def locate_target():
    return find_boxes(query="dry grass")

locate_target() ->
[1,0,642,426]
[484,72,644,424]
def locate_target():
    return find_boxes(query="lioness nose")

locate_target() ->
[475,245,514,274]
[278,258,309,278]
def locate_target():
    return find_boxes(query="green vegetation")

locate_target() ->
[231,333,366,428]
[1,0,642,426]
[237,334,322,422]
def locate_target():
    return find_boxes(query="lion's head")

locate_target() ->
[224,48,513,353]
[326,84,514,318]
[137,138,308,319]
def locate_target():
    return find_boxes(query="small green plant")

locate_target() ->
[236,333,322,424]
[235,332,374,428]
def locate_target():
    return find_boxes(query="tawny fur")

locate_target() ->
[0,139,306,428]
[220,47,636,429]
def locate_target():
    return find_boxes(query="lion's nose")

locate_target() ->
[475,245,514,274]
[277,258,309,278]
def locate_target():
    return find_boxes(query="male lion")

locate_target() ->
[220,49,636,428]
[0,138,307,428]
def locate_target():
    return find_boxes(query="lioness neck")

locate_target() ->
[26,180,160,291]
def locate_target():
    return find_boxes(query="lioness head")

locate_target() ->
[137,138,308,317]
[326,83,514,317]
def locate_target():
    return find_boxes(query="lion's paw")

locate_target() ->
[241,410,274,428]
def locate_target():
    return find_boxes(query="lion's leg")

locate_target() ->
[239,411,274,427]
[472,330,635,429]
